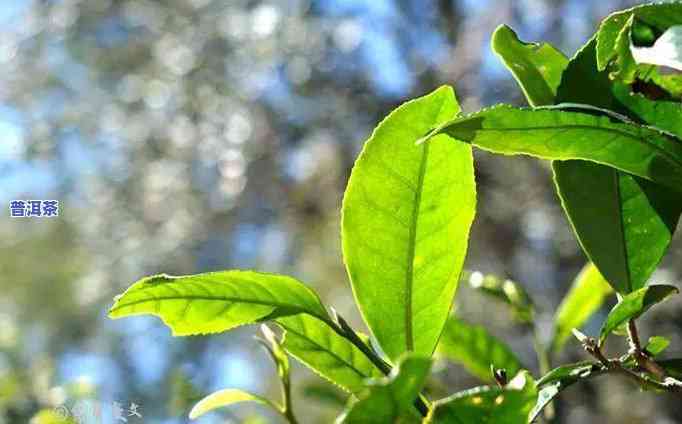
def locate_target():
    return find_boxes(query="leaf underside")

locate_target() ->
[277,314,383,394]
[109,271,329,336]
[599,284,679,345]
[342,85,476,361]
[552,38,682,295]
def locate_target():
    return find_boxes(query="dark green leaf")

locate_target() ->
[600,284,679,345]
[189,389,278,420]
[465,271,534,323]
[342,86,476,360]
[276,314,383,394]
[422,104,682,192]
[109,271,330,335]
[337,355,432,424]
[491,24,568,106]
[552,39,682,294]
[551,263,613,352]
[554,159,681,294]
[428,371,537,424]
[436,316,522,383]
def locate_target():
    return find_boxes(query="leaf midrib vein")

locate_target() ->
[111,295,319,318]
[613,171,633,292]
[405,142,430,352]
[466,124,682,169]
[280,325,373,380]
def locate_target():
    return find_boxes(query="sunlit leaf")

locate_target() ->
[342,85,476,360]
[644,335,670,357]
[428,371,537,424]
[259,324,290,383]
[551,263,613,352]
[599,284,679,345]
[109,271,330,336]
[276,314,383,394]
[336,355,432,424]
[491,24,568,106]
[189,389,279,420]
[436,316,522,383]
[422,105,682,192]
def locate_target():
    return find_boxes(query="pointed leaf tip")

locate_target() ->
[600,285,679,345]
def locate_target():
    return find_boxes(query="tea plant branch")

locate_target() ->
[282,377,299,424]
[574,330,682,393]
[328,309,431,416]
[626,320,667,380]
[257,330,300,424]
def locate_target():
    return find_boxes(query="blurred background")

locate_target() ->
[1,0,681,422]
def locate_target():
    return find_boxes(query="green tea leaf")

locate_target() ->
[436,316,522,383]
[596,2,682,71]
[276,314,383,393]
[551,263,613,352]
[424,104,682,191]
[537,361,599,387]
[491,24,568,106]
[600,284,679,345]
[595,3,682,96]
[428,371,537,424]
[342,85,476,360]
[465,271,534,323]
[555,159,681,294]
[109,271,330,335]
[552,39,682,294]
[257,324,296,418]
[644,335,670,356]
[189,389,278,420]
[336,355,432,424]
[613,84,682,137]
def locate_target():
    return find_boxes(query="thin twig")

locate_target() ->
[627,320,667,380]
[578,333,681,393]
